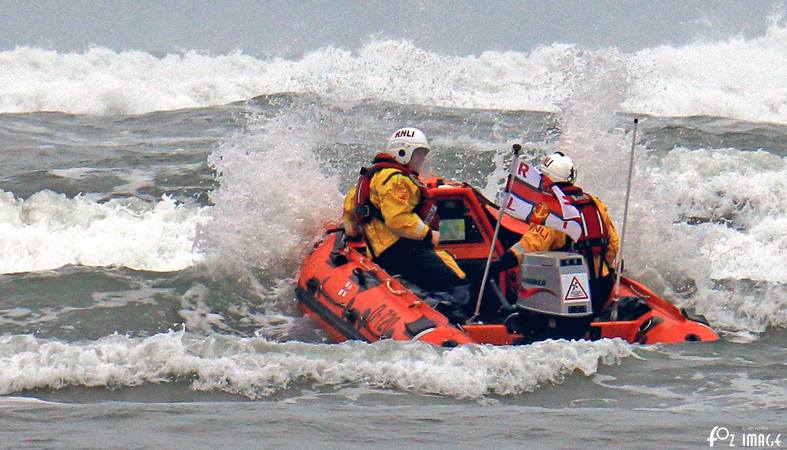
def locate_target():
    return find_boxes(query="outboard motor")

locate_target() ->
[517,252,593,316]
[510,251,594,340]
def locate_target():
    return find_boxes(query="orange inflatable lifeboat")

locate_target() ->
[296,177,718,346]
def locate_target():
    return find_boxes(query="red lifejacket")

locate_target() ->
[352,154,438,233]
[558,184,611,277]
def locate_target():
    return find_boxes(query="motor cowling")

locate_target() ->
[516,251,593,317]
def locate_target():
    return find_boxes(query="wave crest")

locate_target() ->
[0,190,206,273]
[2,22,787,123]
[0,333,634,399]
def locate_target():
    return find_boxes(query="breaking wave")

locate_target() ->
[0,190,207,274]
[0,332,634,399]
[625,148,787,335]
[1,20,786,123]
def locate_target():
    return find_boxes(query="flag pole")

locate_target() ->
[613,118,639,301]
[469,143,521,323]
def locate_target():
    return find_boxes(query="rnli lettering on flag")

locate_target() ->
[503,157,583,241]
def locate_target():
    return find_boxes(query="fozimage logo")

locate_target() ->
[708,427,732,447]
[708,426,783,447]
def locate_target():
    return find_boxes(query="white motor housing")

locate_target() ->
[516,251,593,317]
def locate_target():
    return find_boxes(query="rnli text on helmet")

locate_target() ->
[394,129,416,138]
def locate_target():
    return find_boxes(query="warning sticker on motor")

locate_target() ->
[564,275,589,301]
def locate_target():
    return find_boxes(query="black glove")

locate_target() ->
[489,250,519,277]
[420,229,435,248]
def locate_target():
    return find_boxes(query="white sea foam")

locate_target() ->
[1,20,786,123]
[626,22,787,124]
[0,190,208,273]
[0,332,634,399]
[622,148,787,332]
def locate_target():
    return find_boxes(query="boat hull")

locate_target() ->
[297,233,718,346]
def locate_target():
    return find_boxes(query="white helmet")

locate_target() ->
[540,152,577,183]
[385,127,431,165]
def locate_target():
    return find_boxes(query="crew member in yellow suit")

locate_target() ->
[343,127,469,321]
[491,152,620,317]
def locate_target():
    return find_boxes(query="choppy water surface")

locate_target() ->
[1,31,786,448]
